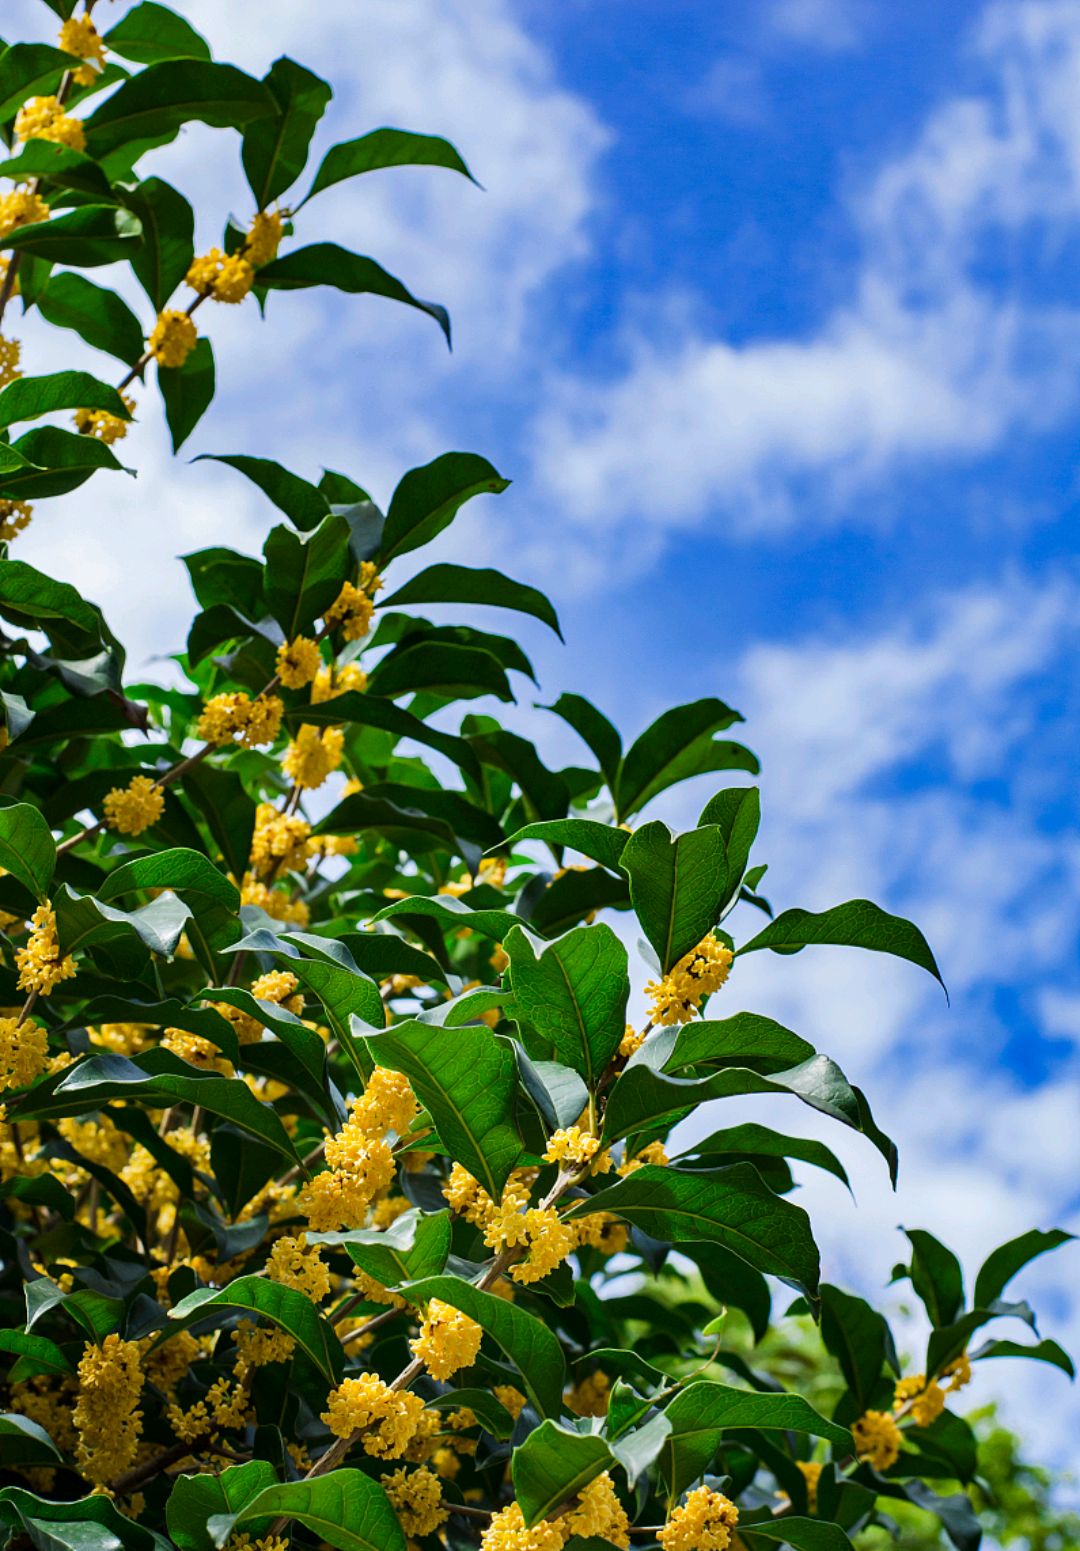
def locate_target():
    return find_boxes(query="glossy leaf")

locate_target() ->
[84,60,276,158]
[0,802,55,902]
[208,1470,405,1551]
[0,371,132,433]
[739,899,946,991]
[103,4,213,64]
[973,1228,1075,1310]
[202,453,331,534]
[256,243,451,346]
[619,821,730,972]
[381,563,562,637]
[0,44,74,123]
[243,57,332,208]
[37,274,146,367]
[168,1462,278,1551]
[504,922,629,1088]
[159,336,215,451]
[660,1381,851,1496]
[513,1422,614,1526]
[820,1284,899,1409]
[310,1208,452,1289]
[0,205,143,265]
[169,1275,344,1382]
[377,452,509,563]
[615,697,754,820]
[303,126,477,204]
[123,177,195,309]
[502,818,629,873]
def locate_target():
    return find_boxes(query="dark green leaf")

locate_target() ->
[122,177,195,310]
[256,243,451,346]
[202,453,331,533]
[0,802,55,902]
[620,821,730,972]
[820,1284,899,1410]
[208,1470,405,1551]
[374,892,522,943]
[368,639,513,703]
[310,1208,451,1289]
[502,819,628,874]
[0,205,143,266]
[739,899,946,992]
[261,512,349,638]
[103,4,213,64]
[660,1381,850,1496]
[678,1122,850,1190]
[904,1228,965,1327]
[168,1462,279,1551]
[302,126,477,205]
[0,426,128,500]
[381,563,561,638]
[973,1228,1075,1310]
[168,1276,344,1383]
[377,452,509,563]
[698,786,761,883]
[159,336,215,451]
[969,1337,1074,1376]
[504,922,628,1089]
[84,61,275,158]
[0,144,116,202]
[36,274,146,366]
[543,693,622,793]
[513,1422,614,1527]
[243,57,332,208]
[0,1487,156,1551]
[0,370,132,432]
[0,44,74,123]
[615,697,752,820]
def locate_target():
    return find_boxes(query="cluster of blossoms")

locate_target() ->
[0,498,33,543]
[411,1297,484,1380]
[797,1458,823,1511]
[479,1475,631,1551]
[645,932,733,1025]
[265,1232,331,1302]
[442,1161,619,1284]
[852,1409,903,1470]
[15,95,85,152]
[147,212,283,369]
[102,774,165,836]
[276,635,323,688]
[0,1016,48,1093]
[657,1486,739,1551]
[75,393,136,445]
[313,660,367,700]
[197,691,285,749]
[321,1371,427,1457]
[0,334,21,389]
[148,309,198,369]
[73,1334,144,1484]
[186,248,256,306]
[59,15,107,84]
[15,902,75,996]
[324,565,382,641]
[380,1464,449,1538]
[298,1067,416,1231]
[283,723,345,790]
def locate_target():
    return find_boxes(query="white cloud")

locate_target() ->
[767,0,867,52]
[533,0,1080,539]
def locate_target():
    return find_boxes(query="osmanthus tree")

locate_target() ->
[0,7,1071,1551]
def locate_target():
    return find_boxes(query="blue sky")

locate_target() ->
[9,0,1080,1461]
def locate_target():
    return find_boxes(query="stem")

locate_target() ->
[16,988,38,1026]
[112,1438,200,1494]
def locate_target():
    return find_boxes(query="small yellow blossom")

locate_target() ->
[148,309,197,369]
[324,578,378,641]
[0,191,50,241]
[381,1464,448,1539]
[943,1353,971,1392]
[564,1472,630,1549]
[161,1027,233,1075]
[283,723,344,789]
[15,96,85,152]
[198,692,284,749]
[16,902,75,996]
[412,1298,483,1381]
[0,498,33,542]
[312,661,368,702]
[658,1486,740,1551]
[59,16,106,84]
[186,247,255,303]
[543,1125,601,1169]
[480,1503,565,1551]
[249,803,312,875]
[321,1373,426,1457]
[507,1207,576,1285]
[240,873,310,926]
[566,1369,610,1417]
[853,1409,903,1470]
[74,395,135,445]
[619,1023,645,1059]
[232,1320,296,1381]
[645,933,733,1026]
[573,1211,629,1256]
[103,775,164,836]
[74,1335,143,1485]
[618,1139,668,1176]
[276,635,322,688]
[246,209,284,267]
[493,1384,527,1419]
[266,1233,330,1302]
[893,1374,946,1429]
[0,1016,48,1093]
[0,335,22,389]
[251,969,303,1013]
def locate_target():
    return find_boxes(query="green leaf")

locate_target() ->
[502,819,629,874]
[103,3,213,64]
[283,690,483,783]
[309,1208,451,1289]
[903,1228,965,1328]
[364,1016,523,1199]
[0,44,74,123]
[467,724,570,821]
[820,1284,899,1410]
[262,515,349,638]
[0,1413,61,1465]
[98,847,240,972]
[201,453,331,534]
[615,697,753,820]
[660,1381,850,1496]
[243,57,332,209]
[36,274,146,367]
[698,786,761,882]
[368,639,513,702]
[168,1275,344,1383]
[426,1387,516,1438]
[168,1463,279,1551]
[377,452,509,563]
[741,1518,855,1551]
[0,1330,72,1378]
[122,177,195,310]
[84,61,275,158]
[302,126,477,205]
[159,336,215,451]
[973,1227,1075,1310]
[504,922,628,1088]
[543,693,622,793]
[970,1337,1075,1376]
[0,1488,155,1551]
[181,761,256,879]
[0,426,128,500]
[402,1276,565,1417]
[24,1052,301,1163]
[0,205,143,266]
[0,371,132,432]
[0,802,55,902]
[0,144,116,203]
[512,1422,614,1527]
[678,1121,850,1190]
[739,899,946,991]
[256,243,451,346]
[566,1163,821,1296]
[381,563,561,637]
[207,1471,405,1551]
[620,821,730,972]
[374,892,523,943]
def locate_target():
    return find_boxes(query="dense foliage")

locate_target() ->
[0,7,1072,1551]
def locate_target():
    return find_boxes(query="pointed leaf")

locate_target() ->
[168,1275,344,1383]
[242,57,332,208]
[504,922,628,1089]
[203,454,330,534]
[660,1381,850,1496]
[208,1470,405,1551]
[302,126,477,205]
[973,1228,1075,1310]
[381,563,561,637]
[256,243,451,346]
[0,802,55,902]
[620,821,730,972]
[377,452,509,564]
[739,900,945,991]
[513,1422,614,1527]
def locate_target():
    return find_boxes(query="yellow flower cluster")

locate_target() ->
[412,1298,483,1380]
[0,334,22,389]
[240,874,310,927]
[617,1139,668,1176]
[249,803,312,876]
[566,1369,610,1417]
[283,723,344,789]
[266,1232,330,1301]
[354,1065,420,1137]
[232,1320,296,1381]
[74,1335,143,1484]
[0,191,50,240]
[508,1208,576,1284]
[59,16,106,84]
[246,210,284,267]
[162,1026,232,1075]
[324,569,381,641]
[564,1472,630,1548]
[480,1503,565,1551]
[797,1459,822,1512]
[944,1353,971,1390]
[321,1372,426,1457]
[103,775,164,836]
[0,498,33,542]
[15,96,85,152]
[352,1266,405,1308]
[74,396,135,444]
[645,933,733,1026]
[543,1126,601,1169]
[186,248,255,304]
[494,1384,527,1418]
[852,1408,902,1470]
[658,1487,739,1551]
[197,692,284,748]
[251,968,303,1015]
[0,1016,48,1093]
[618,1023,645,1059]
[148,309,198,369]
[276,635,322,688]
[381,1464,448,1538]
[573,1211,628,1256]
[893,1372,946,1428]
[312,661,367,701]
[299,1125,394,1232]
[16,902,76,996]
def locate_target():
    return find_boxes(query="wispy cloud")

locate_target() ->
[766,0,868,52]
